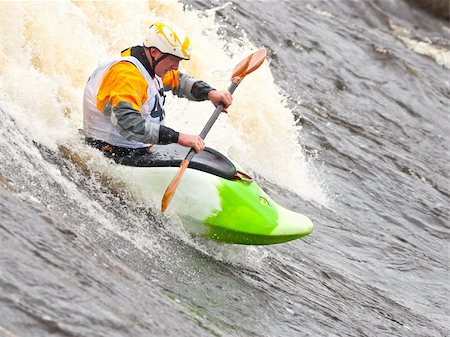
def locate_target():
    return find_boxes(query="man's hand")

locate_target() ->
[178,133,205,153]
[207,90,233,112]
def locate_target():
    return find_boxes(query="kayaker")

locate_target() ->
[83,21,232,158]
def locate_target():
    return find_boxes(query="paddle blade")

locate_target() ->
[231,48,267,84]
[161,159,190,213]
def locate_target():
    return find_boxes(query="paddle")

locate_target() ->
[161,48,267,213]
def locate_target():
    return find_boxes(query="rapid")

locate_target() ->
[0,1,449,336]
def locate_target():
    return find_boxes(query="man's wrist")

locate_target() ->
[191,80,215,101]
[207,89,217,100]
[159,125,180,144]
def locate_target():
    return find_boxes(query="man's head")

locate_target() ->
[144,22,191,77]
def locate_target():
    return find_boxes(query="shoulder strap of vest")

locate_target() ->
[132,46,155,79]
[121,46,155,78]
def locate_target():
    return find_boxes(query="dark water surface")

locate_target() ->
[1,1,449,336]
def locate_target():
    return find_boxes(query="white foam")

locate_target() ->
[389,19,450,69]
[0,1,327,206]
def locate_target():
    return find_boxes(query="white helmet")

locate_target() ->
[144,22,191,60]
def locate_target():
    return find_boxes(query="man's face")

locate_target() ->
[152,49,182,77]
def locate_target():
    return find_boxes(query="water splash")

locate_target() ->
[0,1,327,205]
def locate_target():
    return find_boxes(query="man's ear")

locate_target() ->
[149,47,159,58]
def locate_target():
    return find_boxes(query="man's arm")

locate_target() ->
[98,62,179,144]
[162,70,215,101]
[162,70,233,110]
[98,63,205,151]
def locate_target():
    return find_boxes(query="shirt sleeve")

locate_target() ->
[97,61,147,112]
[162,70,215,101]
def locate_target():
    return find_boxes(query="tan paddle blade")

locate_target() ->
[231,48,267,84]
[161,160,189,213]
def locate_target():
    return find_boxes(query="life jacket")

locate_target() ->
[83,55,165,149]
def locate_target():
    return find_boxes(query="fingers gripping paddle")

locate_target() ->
[161,48,267,213]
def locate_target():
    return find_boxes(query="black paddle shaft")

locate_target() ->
[185,81,239,162]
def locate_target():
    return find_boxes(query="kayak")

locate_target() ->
[107,143,313,245]
[66,49,311,244]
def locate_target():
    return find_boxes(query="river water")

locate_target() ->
[0,1,449,336]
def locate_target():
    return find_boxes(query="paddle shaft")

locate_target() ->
[162,48,267,213]
[184,81,238,162]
